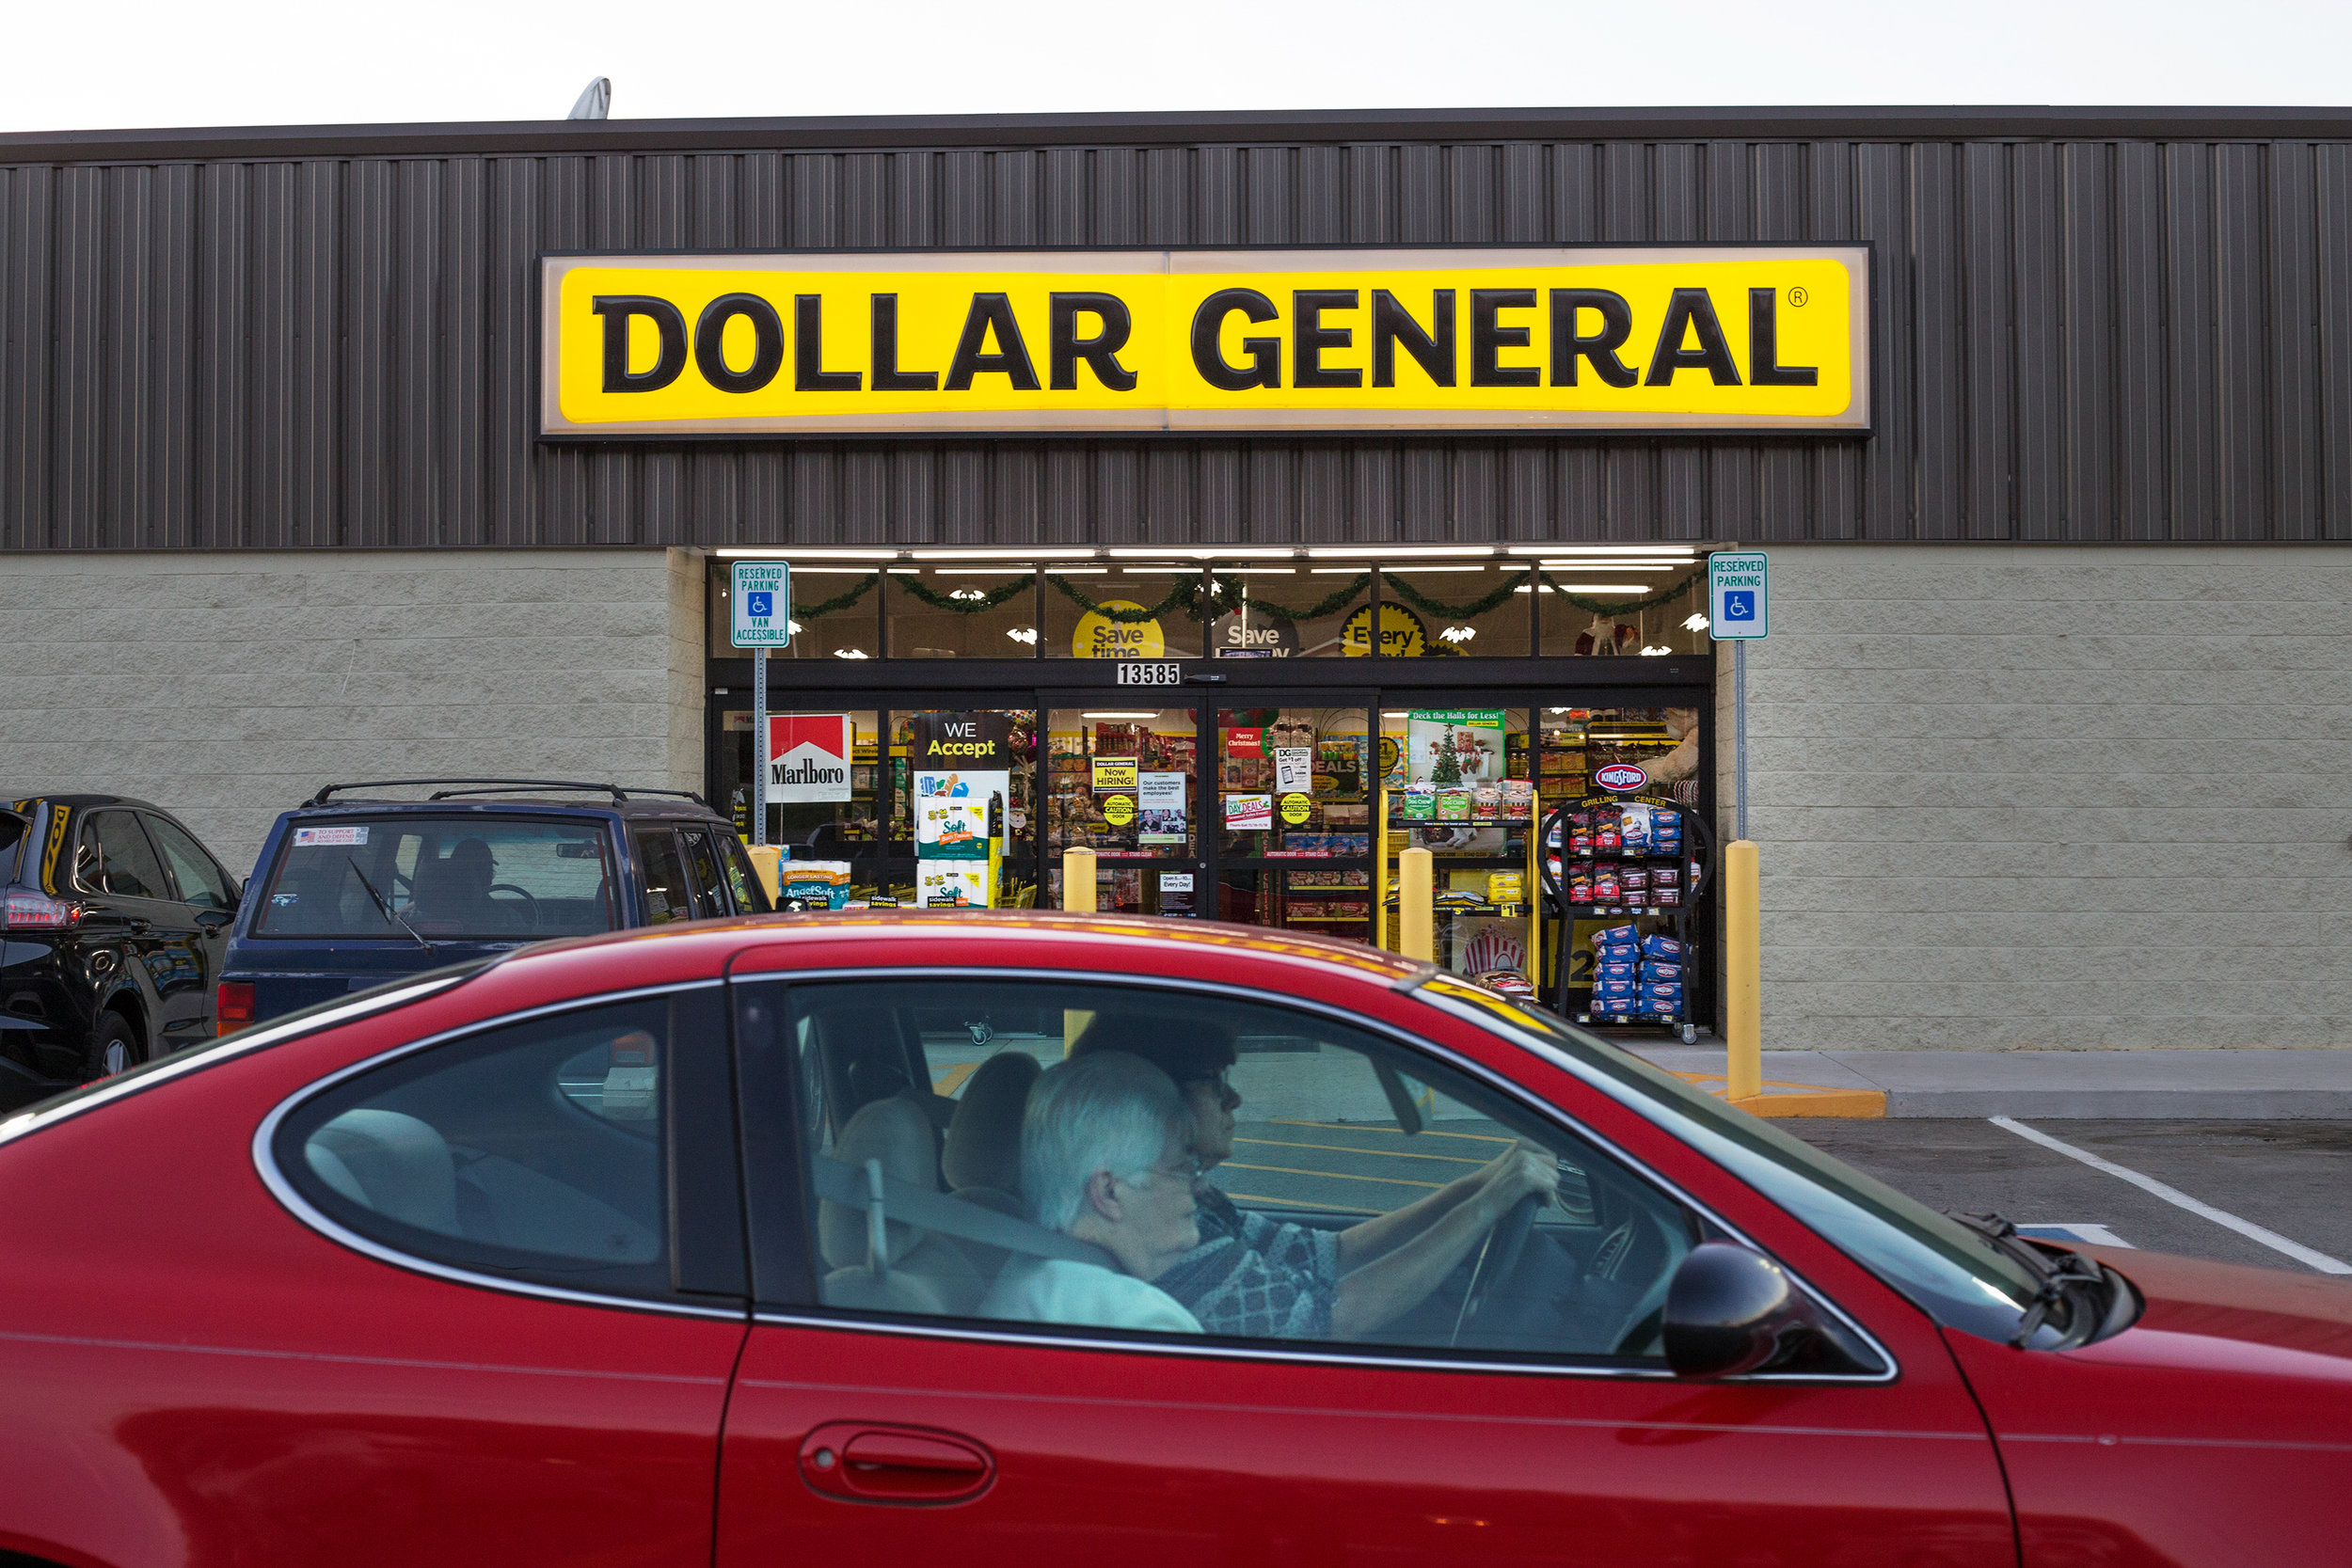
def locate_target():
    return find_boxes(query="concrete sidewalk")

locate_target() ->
[1621,1037,2352,1118]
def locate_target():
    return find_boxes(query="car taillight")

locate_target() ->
[1,888,81,930]
[215,981,256,1036]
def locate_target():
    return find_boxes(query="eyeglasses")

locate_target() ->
[1179,1070,1239,1105]
[1138,1152,1204,1185]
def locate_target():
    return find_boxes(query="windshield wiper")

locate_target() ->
[1947,1210,2112,1348]
[346,859,433,953]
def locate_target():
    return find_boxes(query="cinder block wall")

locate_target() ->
[2,548,707,879]
[1719,543,2352,1051]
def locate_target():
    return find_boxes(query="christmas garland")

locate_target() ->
[792,574,882,620]
[780,562,1703,627]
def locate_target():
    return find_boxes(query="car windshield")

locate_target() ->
[1415,977,2042,1342]
[255,816,617,942]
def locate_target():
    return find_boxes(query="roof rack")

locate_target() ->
[306,778,628,807]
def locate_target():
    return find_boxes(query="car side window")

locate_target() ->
[80,811,170,900]
[273,993,720,1302]
[142,815,235,909]
[634,830,695,924]
[740,976,1708,1364]
[719,835,767,912]
[678,830,733,915]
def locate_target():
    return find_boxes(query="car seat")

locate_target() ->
[305,1109,460,1236]
[818,1096,985,1315]
[942,1051,1039,1198]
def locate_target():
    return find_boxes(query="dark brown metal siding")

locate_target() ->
[5,135,2351,550]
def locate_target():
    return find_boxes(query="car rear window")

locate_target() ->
[256,816,617,941]
[0,810,25,882]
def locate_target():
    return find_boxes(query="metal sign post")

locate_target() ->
[730,561,793,847]
[1706,550,1769,840]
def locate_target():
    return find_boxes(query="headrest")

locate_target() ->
[306,1109,458,1235]
[818,1094,941,1270]
[941,1053,1041,1194]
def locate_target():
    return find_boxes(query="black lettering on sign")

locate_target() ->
[1645,289,1742,386]
[1469,289,1539,388]
[946,294,1041,390]
[1190,289,1281,390]
[594,296,687,393]
[1292,290,1360,389]
[1371,289,1455,388]
[1747,288,1818,387]
[693,293,784,394]
[794,295,861,391]
[869,294,939,391]
[1549,289,1638,388]
[1049,293,1138,391]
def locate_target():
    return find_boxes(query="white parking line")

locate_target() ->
[1992,1117,2352,1275]
[2016,1223,2135,1248]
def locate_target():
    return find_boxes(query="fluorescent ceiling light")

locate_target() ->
[1552,585,1649,594]
[1309,567,1375,575]
[1120,565,1195,573]
[921,568,1035,577]
[1306,544,1497,559]
[714,546,898,560]
[786,566,888,575]
[1381,711,1409,719]
[1108,546,1295,559]
[1538,562,1677,572]
[1503,544,1696,557]
[909,546,1099,561]
[1081,711,1164,720]
[1051,567,1109,575]
[1382,564,1489,574]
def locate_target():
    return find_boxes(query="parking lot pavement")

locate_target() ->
[1785,1118,2352,1275]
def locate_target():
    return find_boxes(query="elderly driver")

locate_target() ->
[978,1051,1205,1334]
[1073,1017,1558,1341]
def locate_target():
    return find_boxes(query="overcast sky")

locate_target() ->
[3,0,2346,133]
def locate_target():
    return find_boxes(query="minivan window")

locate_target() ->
[255,816,617,940]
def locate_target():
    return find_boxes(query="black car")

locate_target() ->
[220,779,771,1029]
[0,794,246,1103]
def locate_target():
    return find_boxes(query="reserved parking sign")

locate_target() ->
[1708,552,1768,640]
[730,562,791,648]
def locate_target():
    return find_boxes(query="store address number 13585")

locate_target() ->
[1116,662,1184,687]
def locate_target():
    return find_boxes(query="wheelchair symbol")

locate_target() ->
[1722,590,1756,621]
[746,591,774,617]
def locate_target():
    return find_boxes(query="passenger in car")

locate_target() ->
[1073,1018,1559,1341]
[978,1052,1205,1334]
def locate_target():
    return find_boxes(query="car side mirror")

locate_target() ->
[195,909,234,933]
[1662,1243,1836,1379]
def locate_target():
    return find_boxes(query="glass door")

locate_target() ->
[1212,697,1376,942]
[1041,696,1205,917]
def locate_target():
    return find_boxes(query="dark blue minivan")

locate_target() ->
[220,779,771,1028]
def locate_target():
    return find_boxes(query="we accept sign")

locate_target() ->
[541,245,1870,437]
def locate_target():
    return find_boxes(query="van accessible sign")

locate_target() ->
[541,245,1869,438]
[730,561,791,648]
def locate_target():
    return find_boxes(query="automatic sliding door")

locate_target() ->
[1043,699,1202,914]
[1214,699,1375,940]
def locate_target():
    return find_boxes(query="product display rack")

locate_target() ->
[1375,787,1543,998]
[1538,791,1715,1042]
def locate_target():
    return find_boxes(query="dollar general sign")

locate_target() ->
[540,246,1869,437]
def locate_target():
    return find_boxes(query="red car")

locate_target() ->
[0,913,2341,1568]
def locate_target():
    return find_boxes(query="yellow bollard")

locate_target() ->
[1061,847,1098,912]
[744,845,784,908]
[1398,847,1435,963]
[1724,839,1761,1103]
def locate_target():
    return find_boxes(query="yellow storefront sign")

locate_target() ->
[540,245,1869,436]
[1073,602,1165,659]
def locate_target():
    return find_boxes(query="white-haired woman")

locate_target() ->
[979,1051,1204,1333]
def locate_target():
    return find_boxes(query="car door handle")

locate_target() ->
[798,1420,994,1505]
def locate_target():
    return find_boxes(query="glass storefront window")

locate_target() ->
[1044,567,1202,659]
[1536,571,1708,658]
[1216,868,1373,939]
[1375,706,1529,861]
[713,708,886,873]
[1044,706,1199,858]
[884,570,1039,658]
[1382,563,1532,658]
[707,565,882,661]
[1205,565,1371,659]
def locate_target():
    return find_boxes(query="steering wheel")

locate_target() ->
[1606,1210,1693,1356]
[1449,1192,1542,1346]
[487,882,542,930]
